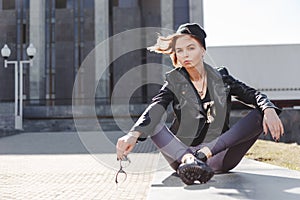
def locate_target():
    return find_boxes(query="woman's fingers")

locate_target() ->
[263,120,268,135]
[116,135,137,160]
[271,121,283,141]
[124,145,134,156]
[263,108,285,142]
[274,117,284,141]
[116,138,128,160]
[279,120,285,136]
[116,141,125,160]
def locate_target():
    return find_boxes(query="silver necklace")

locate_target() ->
[192,73,207,97]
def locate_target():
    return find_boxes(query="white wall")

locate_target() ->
[205,44,300,100]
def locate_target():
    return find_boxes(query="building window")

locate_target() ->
[84,0,94,8]
[22,24,27,44]
[55,0,67,9]
[119,0,138,8]
[2,0,15,10]
[113,0,138,8]
[23,0,29,9]
[112,0,119,7]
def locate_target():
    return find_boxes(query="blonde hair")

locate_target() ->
[147,33,203,68]
[147,33,183,68]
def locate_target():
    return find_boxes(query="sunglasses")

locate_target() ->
[115,155,131,185]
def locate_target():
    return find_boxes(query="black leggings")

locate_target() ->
[150,109,263,173]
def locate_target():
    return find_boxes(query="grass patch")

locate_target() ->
[245,139,300,171]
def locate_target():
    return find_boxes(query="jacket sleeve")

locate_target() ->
[130,77,175,141]
[219,67,281,114]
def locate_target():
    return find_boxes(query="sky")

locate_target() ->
[203,0,300,46]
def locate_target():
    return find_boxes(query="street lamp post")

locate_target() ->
[1,43,36,130]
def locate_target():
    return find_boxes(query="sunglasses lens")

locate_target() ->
[115,156,130,185]
[116,171,127,184]
[121,159,130,168]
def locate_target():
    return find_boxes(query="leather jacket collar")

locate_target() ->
[168,63,228,108]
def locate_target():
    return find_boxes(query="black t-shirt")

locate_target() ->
[190,90,214,146]
[201,90,212,112]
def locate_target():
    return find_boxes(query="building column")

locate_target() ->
[161,0,174,30]
[160,0,174,73]
[94,0,110,103]
[189,0,204,27]
[29,0,46,104]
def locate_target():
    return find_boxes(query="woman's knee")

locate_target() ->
[253,108,263,125]
[244,109,263,133]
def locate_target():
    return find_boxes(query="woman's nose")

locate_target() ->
[183,50,189,57]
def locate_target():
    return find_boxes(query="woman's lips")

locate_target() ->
[184,60,191,64]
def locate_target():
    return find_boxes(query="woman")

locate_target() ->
[116,23,284,185]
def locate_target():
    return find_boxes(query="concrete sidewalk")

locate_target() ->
[148,158,300,200]
[0,131,300,200]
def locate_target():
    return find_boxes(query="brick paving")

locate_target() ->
[0,154,159,200]
[0,132,162,200]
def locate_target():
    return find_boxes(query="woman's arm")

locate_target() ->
[116,78,175,160]
[219,67,279,113]
[221,68,284,140]
[130,79,175,141]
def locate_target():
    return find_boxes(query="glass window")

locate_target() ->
[24,0,29,9]
[22,24,27,44]
[2,0,15,10]
[174,0,189,30]
[112,0,119,7]
[66,0,73,9]
[118,0,138,8]
[55,0,67,9]
[83,0,94,8]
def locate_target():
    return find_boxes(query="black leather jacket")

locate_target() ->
[131,63,280,146]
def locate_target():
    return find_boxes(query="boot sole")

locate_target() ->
[198,168,214,183]
[177,163,205,185]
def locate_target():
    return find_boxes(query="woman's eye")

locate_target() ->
[176,49,182,53]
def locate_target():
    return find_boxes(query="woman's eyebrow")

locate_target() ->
[175,43,195,50]
[187,43,196,47]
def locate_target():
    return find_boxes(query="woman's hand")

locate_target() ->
[116,131,140,160]
[263,108,284,141]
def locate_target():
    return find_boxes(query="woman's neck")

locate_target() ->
[186,63,206,81]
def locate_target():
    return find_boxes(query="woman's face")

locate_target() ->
[174,35,205,69]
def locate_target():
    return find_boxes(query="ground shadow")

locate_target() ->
[152,171,300,199]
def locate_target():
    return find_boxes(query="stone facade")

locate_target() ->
[1,0,189,105]
[5,0,299,146]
